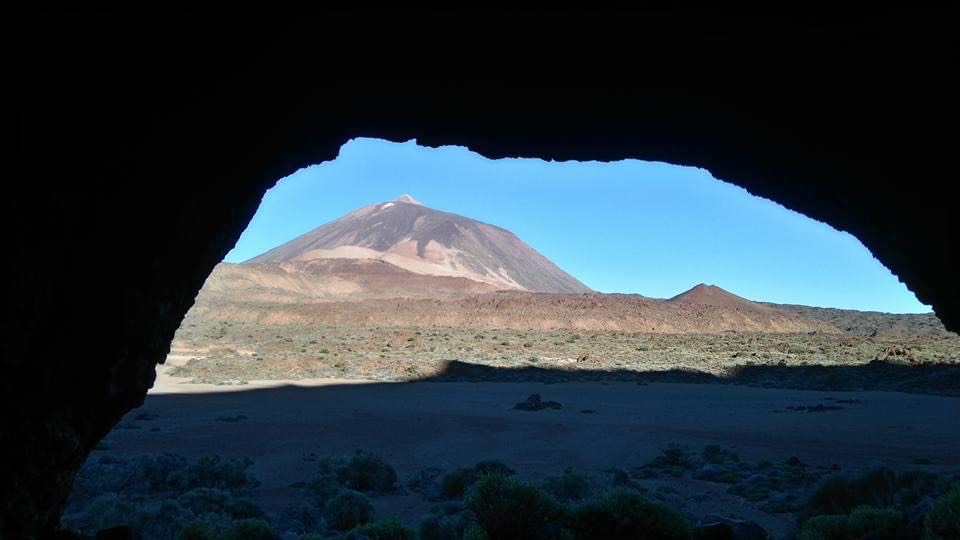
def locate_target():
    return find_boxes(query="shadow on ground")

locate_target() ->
[69,359,960,539]
[428,359,960,396]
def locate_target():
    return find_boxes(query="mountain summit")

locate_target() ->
[668,283,774,312]
[245,197,591,294]
[394,194,422,205]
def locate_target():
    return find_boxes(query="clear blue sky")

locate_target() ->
[225,137,929,313]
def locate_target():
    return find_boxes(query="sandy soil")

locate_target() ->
[153,356,375,394]
[109,373,960,538]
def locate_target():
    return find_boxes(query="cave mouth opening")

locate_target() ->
[59,138,960,540]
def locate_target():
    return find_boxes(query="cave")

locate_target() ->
[7,9,957,539]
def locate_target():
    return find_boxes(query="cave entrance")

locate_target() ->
[62,138,960,539]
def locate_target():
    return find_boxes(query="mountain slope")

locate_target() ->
[662,283,839,332]
[245,196,591,294]
[191,290,840,334]
[197,259,500,303]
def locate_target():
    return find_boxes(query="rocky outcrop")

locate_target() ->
[513,394,563,411]
[7,8,956,538]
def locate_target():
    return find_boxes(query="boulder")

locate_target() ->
[512,394,562,411]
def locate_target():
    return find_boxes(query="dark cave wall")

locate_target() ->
[7,9,957,538]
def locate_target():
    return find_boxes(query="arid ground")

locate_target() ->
[62,198,960,538]
[62,291,960,539]
[77,372,959,539]
[165,309,960,395]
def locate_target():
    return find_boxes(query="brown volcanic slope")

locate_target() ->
[244,195,591,294]
[767,303,953,338]
[663,283,842,332]
[198,259,500,303]
[194,290,840,334]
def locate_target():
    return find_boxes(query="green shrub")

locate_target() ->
[308,472,341,503]
[857,466,898,506]
[63,451,269,538]
[66,489,268,539]
[420,514,462,540]
[702,445,740,464]
[325,489,374,531]
[353,517,419,540]
[800,466,897,522]
[541,472,592,502]
[602,468,631,488]
[178,517,222,540]
[796,466,947,523]
[176,487,263,519]
[178,516,275,540]
[442,468,480,499]
[278,502,325,536]
[573,489,691,540]
[798,506,904,540]
[136,499,196,540]
[633,444,696,478]
[182,455,260,493]
[441,461,515,499]
[894,470,941,507]
[67,460,136,507]
[465,475,569,540]
[844,507,903,538]
[221,518,275,540]
[925,484,960,540]
[463,526,490,540]
[139,452,191,492]
[473,461,515,477]
[798,514,848,540]
[176,487,225,515]
[70,452,261,505]
[61,493,143,536]
[319,450,398,493]
[655,444,694,469]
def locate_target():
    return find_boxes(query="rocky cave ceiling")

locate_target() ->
[7,9,956,538]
